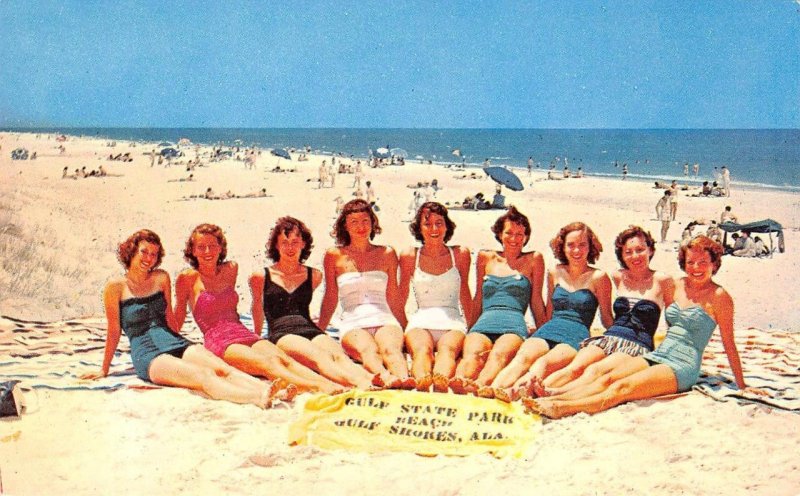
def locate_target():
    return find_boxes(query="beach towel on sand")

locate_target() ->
[695,327,800,412]
[289,389,540,457]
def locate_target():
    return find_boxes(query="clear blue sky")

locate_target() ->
[1,1,798,128]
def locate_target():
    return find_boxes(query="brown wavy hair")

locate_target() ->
[118,229,164,270]
[267,216,314,262]
[331,199,381,246]
[679,234,724,275]
[490,205,531,244]
[183,223,227,269]
[614,226,656,268]
[550,222,603,264]
[409,202,456,243]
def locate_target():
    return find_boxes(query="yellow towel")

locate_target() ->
[289,389,540,457]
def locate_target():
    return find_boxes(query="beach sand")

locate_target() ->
[1,132,799,495]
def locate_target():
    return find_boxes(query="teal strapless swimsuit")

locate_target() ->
[644,303,717,392]
[469,274,531,339]
[533,285,599,350]
[119,291,193,382]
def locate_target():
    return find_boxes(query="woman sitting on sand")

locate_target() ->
[249,216,375,390]
[399,202,473,392]
[82,229,285,408]
[533,226,674,397]
[174,223,343,394]
[528,235,747,418]
[317,199,413,388]
[450,206,546,395]
[490,222,614,400]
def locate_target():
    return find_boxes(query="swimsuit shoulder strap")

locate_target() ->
[415,246,421,269]
[448,246,456,267]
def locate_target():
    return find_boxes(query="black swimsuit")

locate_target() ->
[263,266,324,344]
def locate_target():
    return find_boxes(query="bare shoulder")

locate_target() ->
[399,246,418,259]
[611,269,624,286]
[476,249,495,263]
[310,267,323,286]
[654,271,674,287]
[452,245,471,262]
[104,277,125,297]
[380,245,399,260]
[151,268,171,284]
[712,284,733,308]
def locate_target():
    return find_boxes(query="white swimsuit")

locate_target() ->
[406,247,467,333]
[336,270,401,335]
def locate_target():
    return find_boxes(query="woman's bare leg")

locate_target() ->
[224,341,343,394]
[543,351,633,397]
[532,364,678,418]
[275,334,361,387]
[491,337,549,389]
[181,345,267,390]
[375,325,411,381]
[405,328,434,380]
[522,343,578,387]
[543,345,607,388]
[432,330,465,379]
[476,334,524,386]
[341,328,397,385]
[311,334,375,389]
[455,333,492,380]
[148,352,266,407]
[545,355,650,401]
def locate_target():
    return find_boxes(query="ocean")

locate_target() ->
[5,128,799,192]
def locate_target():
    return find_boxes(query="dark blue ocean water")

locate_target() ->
[6,128,799,191]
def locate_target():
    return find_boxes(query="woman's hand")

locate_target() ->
[80,369,108,380]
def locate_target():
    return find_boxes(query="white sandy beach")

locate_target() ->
[1,132,799,495]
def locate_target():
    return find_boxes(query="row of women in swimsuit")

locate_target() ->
[84,198,748,416]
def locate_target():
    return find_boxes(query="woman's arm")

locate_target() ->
[660,273,676,308]
[528,252,546,330]
[544,269,556,321]
[714,288,746,389]
[384,247,408,328]
[397,247,416,313]
[249,271,266,337]
[173,270,193,332]
[160,271,180,333]
[316,249,340,331]
[594,270,614,329]
[454,246,474,327]
[471,251,489,325]
[83,281,123,379]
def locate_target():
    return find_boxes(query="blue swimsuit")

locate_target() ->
[644,303,717,392]
[119,291,192,382]
[533,285,599,350]
[469,274,532,339]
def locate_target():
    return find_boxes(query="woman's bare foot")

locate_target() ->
[530,377,548,398]
[449,377,478,395]
[415,375,433,392]
[432,373,449,393]
[276,383,299,402]
[476,386,495,399]
[493,387,513,403]
[371,373,385,388]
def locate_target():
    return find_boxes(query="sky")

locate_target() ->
[0,1,798,128]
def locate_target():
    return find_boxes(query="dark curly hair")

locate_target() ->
[409,202,456,244]
[614,226,656,268]
[117,229,164,270]
[331,199,382,246]
[550,222,603,265]
[490,205,531,244]
[267,216,314,262]
[183,223,227,269]
[678,234,724,275]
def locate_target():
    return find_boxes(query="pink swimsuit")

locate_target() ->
[193,287,260,357]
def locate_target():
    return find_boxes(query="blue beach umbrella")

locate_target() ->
[271,148,291,160]
[484,166,524,191]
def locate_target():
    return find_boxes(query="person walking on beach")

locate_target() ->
[622,163,628,180]
[352,160,363,188]
[527,157,533,176]
[656,190,672,242]
[150,149,156,167]
[721,166,731,197]
[693,162,700,178]
[669,180,679,220]
[366,180,377,210]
